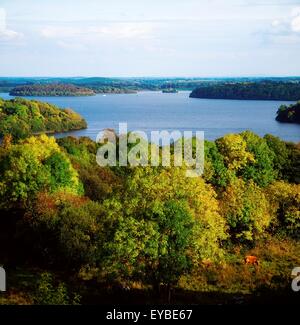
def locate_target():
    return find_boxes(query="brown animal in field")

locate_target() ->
[245,255,259,266]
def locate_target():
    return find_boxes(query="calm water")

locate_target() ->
[1,91,300,142]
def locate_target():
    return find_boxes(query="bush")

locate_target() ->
[34,273,80,305]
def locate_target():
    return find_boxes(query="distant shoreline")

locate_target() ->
[1,89,297,101]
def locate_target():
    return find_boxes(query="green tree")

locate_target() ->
[25,191,104,266]
[204,140,232,187]
[266,181,300,239]
[220,178,272,242]
[285,142,300,184]
[0,135,81,207]
[150,200,193,290]
[240,131,276,187]
[102,166,228,276]
[104,200,193,292]
[264,134,290,180]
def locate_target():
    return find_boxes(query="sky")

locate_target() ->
[0,0,300,77]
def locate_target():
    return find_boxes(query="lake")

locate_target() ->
[1,91,299,142]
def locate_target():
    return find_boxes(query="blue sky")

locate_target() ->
[0,0,300,77]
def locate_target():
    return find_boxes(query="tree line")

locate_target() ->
[190,82,300,101]
[9,84,95,97]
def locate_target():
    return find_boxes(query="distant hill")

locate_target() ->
[276,101,300,124]
[9,83,95,97]
[0,97,87,139]
[190,82,300,101]
[2,76,300,94]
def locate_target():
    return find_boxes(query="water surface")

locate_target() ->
[1,91,299,142]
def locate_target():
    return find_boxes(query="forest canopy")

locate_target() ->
[190,82,300,101]
[0,129,299,304]
[0,97,87,139]
[9,84,95,97]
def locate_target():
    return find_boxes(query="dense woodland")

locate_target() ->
[0,122,299,304]
[1,77,300,96]
[0,98,87,139]
[91,86,137,94]
[9,84,95,97]
[190,82,300,101]
[276,101,300,124]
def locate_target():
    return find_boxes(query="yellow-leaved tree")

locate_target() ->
[220,178,272,242]
[0,134,82,208]
[266,181,300,239]
[216,134,255,171]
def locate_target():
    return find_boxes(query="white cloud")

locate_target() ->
[0,8,23,40]
[269,6,300,37]
[291,7,300,17]
[56,40,87,51]
[291,14,300,32]
[271,20,280,27]
[41,23,154,41]
[95,24,153,39]
[41,26,79,38]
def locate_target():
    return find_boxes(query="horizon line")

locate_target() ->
[1,75,300,79]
